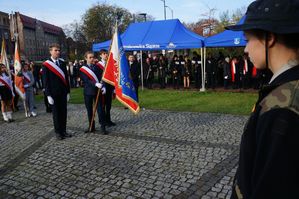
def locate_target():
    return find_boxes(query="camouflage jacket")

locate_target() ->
[231,65,299,199]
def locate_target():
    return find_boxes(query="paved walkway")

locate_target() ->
[0,104,247,199]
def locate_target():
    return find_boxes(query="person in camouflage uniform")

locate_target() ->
[227,0,299,198]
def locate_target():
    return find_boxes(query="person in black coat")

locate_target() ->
[157,55,167,89]
[206,54,217,89]
[222,57,231,89]
[97,49,116,127]
[80,51,107,134]
[145,57,154,89]
[182,55,191,89]
[192,52,201,89]
[170,55,180,89]
[227,0,299,198]
[128,55,140,102]
[42,43,71,140]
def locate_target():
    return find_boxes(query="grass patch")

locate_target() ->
[35,88,257,115]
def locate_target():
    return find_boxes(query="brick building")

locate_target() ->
[10,12,66,61]
[0,11,13,59]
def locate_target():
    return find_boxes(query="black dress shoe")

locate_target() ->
[56,134,65,140]
[107,121,116,127]
[101,126,109,135]
[63,132,72,138]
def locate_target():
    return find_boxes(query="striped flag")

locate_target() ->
[102,25,140,114]
[14,40,25,99]
[0,38,10,77]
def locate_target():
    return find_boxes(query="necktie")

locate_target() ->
[55,61,59,66]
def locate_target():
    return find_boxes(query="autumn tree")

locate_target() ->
[63,21,89,60]
[81,3,133,43]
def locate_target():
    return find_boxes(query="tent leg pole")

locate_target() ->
[140,50,144,91]
[203,47,206,91]
[200,48,205,92]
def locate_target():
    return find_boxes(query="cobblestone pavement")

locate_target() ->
[0,103,248,199]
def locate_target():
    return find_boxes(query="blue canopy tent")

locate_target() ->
[93,19,205,90]
[204,16,246,47]
[92,19,205,51]
[201,16,246,91]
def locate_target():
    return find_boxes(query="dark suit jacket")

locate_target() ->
[80,64,104,96]
[43,58,70,97]
[129,61,140,86]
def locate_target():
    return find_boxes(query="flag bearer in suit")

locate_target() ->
[42,43,71,140]
[96,49,116,127]
[80,51,107,134]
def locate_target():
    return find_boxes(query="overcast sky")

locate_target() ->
[0,0,253,27]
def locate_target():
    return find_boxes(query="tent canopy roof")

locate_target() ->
[92,19,205,51]
[204,16,247,47]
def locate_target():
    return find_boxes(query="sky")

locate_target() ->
[0,0,253,27]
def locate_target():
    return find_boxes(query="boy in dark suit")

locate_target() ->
[96,49,116,127]
[80,51,107,134]
[42,43,71,140]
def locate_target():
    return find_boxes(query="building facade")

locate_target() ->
[0,11,13,59]
[10,12,66,61]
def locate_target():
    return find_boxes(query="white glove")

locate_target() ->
[24,84,29,88]
[47,96,54,105]
[95,82,103,89]
[67,94,70,102]
[101,87,106,95]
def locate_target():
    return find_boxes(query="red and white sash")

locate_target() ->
[243,59,248,75]
[80,66,99,83]
[43,60,67,86]
[0,75,15,97]
[96,61,105,71]
[231,61,236,82]
[23,72,31,83]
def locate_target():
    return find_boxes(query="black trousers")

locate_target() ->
[207,73,216,89]
[43,91,51,111]
[105,85,113,123]
[52,94,67,136]
[194,72,201,88]
[84,94,105,128]
[173,77,179,89]
[133,81,139,102]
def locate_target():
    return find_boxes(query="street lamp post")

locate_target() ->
[138,13,147,22]
[161,0,166,20]
[166,6,174,19]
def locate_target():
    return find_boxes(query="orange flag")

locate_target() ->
[14,41,25,99]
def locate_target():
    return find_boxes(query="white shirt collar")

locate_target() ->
[51,57,59,62]
[100,60,106,67]
[269,60,299,84]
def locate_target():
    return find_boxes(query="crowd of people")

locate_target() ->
[0,62,37,122]
[112,51,271,91]
[1,48,273,124]
[64,51,272,92]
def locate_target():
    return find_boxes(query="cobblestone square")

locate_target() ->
[0,104,247,199]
